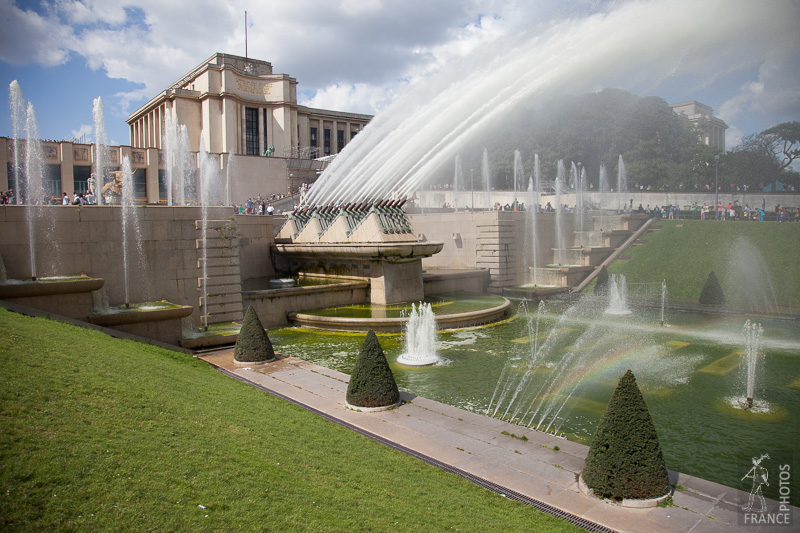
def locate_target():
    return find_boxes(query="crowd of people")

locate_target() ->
[629,200,800,222]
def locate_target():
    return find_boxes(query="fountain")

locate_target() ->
[598,162,608,193]
[553,160,567,265]
[452,154,462,211]
[513,150,523,209]
[396,302,440,366]
[605,273,632,315]
[23,103,43,280]
[120,156,143,307]
[481,148,491,209]
[92,97,108,205]
[741,319,764,410]
[163,109,193,206]
[198,141,224,330]
[9,81,23,205]
[524,178,539,285]
[617,155,626,214]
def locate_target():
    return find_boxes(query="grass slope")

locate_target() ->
[0,309,578,532]
[607,220,800,308]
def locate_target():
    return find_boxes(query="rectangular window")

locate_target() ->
[44,164,61,202]
[351,128,359,141]
[337,130,345,153]
[324,128,331,155]
[133,168,147,199]
[263,109,269,155]
[73,165,91,195]
[158,169,167,201]
[310,127,317,147]
[6,163,17,199]
[245,107,259,155]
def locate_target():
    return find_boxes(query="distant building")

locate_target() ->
[127,53,372,202]
[670,101,727,151]
[0,53,372,204]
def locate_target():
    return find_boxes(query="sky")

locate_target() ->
[1,0,798,150]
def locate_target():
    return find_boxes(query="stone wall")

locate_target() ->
[409,211,571,291]
[0,206,274,328]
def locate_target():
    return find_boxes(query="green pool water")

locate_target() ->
[269,297,800,505]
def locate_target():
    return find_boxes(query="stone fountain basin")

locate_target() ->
[289,297,511,333]
[89,302,193,327]
[0,276,104,299]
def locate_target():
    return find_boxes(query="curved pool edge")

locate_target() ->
[288,298,512,333]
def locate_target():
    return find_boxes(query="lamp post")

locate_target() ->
[714,154,720,209]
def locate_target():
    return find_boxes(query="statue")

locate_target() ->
[101,170,124,204]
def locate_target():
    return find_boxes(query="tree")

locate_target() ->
[233,305,275,363]
[761,122,800,170]
[346,331,400,408]
[582,370,670,501]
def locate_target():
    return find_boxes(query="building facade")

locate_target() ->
[0,53,372,205]
[670,101,727,151]
[126,53,373,203]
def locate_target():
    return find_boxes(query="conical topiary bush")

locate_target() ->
[581,369,669,501]
[233,305,275,364]
[699,270,725,305]
[346,331,400,409]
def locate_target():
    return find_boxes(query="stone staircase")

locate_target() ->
[195,219,243,326]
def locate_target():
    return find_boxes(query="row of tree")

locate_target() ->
[432,88,799,192]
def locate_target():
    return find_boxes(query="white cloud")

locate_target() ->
[0,0,73,66]
[70,123,93,143]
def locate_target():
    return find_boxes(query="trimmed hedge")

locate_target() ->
[698,270,725,305]
[233,305,275,363]
[346,331,400,408]
[582,369,669,501]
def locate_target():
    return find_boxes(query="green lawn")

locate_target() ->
[606,220,800,309]
[0,308,579,532]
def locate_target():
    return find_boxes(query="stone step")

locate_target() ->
[197,256,241,268]
[200,293,243,307]
[197,278,241,291]
[205,265,241,277]
[203,246,239,258]
[202,310,244,324]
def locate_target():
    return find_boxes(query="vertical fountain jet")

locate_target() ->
[482,148,491,210]
[397,303,439,366]
[554,160,567,265]
[513,150,524,209]
[617,155,626,214]
[599,162,608,193]
[742,320,764,409]
[9,81,24,205]
[93,97,108,205]
[453,154,462,212]
[24,103,44,279]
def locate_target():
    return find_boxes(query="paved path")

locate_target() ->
[200,350,796,533]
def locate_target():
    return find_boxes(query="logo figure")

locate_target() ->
[742,453,770,512]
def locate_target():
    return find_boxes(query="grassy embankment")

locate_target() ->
[605,219,800,311]
[0,308,579,532]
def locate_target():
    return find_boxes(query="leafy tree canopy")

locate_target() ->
[426,89,799,192]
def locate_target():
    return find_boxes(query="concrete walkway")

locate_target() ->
[200,350,796,533]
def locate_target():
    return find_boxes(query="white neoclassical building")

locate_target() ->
[0,53,372,205]
[126,52,373,203]
[670,101,727,151]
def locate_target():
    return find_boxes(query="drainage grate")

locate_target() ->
[211,364,618,533]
